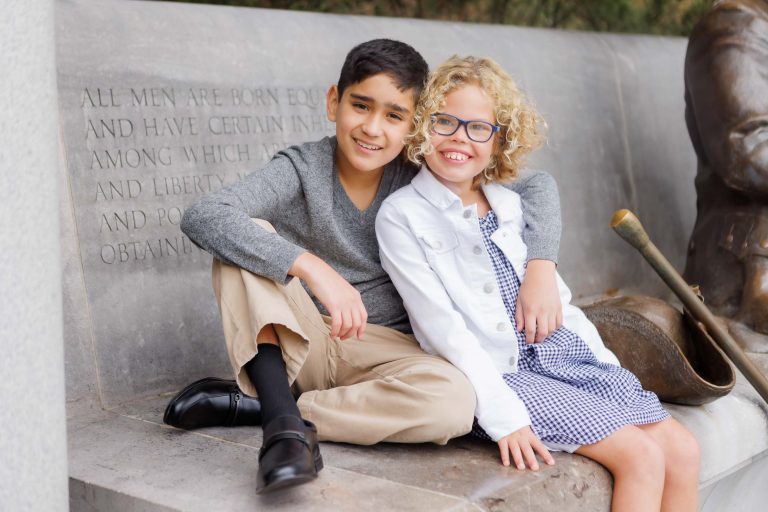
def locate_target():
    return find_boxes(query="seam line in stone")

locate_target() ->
[60,122,107,410]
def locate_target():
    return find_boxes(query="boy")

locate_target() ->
[166,39,563,493]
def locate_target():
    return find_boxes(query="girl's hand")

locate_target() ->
[516,259,562,343]
[497,426,555,470]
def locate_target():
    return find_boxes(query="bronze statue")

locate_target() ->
[683,0,768,341]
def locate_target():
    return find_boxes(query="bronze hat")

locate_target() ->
[583,295,735,405]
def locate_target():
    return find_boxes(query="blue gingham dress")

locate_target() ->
[471,211,669,451]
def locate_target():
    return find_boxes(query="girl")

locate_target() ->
[375,56,700,512]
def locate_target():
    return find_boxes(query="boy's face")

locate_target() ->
[326,73,416,176]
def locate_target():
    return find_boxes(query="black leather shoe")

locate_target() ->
[163,377,262,429]
[256,415,323,494]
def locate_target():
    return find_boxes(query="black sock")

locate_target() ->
[244,344,301,426]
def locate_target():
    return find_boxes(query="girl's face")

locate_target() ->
[424,84,497,192]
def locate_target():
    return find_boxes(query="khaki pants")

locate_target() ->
[211,228,476,445]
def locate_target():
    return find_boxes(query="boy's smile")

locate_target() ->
[327,74,416,179]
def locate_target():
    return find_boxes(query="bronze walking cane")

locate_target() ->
[611,209,768,405]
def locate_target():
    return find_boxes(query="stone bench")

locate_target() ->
[54,0,768,510]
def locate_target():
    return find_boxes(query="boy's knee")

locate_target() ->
[419,364,476,441]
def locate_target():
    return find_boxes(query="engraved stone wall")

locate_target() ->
[57,0,696,407]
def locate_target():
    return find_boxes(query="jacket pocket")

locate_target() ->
[418,231,459,255]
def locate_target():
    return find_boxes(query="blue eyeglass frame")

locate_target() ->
[430,112,500,143]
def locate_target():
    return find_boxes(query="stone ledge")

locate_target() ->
[68,397,611,512]
[68,357,768,512]
[673,352,768,486]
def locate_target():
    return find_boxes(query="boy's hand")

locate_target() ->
[290,252,367,340]
[515,259,562,343]
[497,426,554,470]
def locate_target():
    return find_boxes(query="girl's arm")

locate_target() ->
[376,201,530,439]
[505,170,563,343]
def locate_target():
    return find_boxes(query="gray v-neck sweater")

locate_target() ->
[182,136,560,333]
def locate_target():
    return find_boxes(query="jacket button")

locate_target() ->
[484,283,494,293]
[497,322,507,332]
[473,245,482,255]
[508,356,516,366]
[463,210,472,219]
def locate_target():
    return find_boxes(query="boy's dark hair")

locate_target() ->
[337,39,429,100]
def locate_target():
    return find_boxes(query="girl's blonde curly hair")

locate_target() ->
[406,56,546,185]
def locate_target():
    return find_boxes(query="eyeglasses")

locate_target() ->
[430,113,500,143]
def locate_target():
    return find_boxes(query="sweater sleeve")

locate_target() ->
[505,169,561,264]
[181,150,307,284]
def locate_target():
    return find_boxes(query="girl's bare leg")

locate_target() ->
[638,418,700,512]
[576,425,665,512]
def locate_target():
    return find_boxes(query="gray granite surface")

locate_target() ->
[69,359,768,511]
[70,396,612,512]
[1,0,69,510]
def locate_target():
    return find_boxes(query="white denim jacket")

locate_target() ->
[375,167,619,441]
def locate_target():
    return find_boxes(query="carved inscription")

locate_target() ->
[75,85,334,266]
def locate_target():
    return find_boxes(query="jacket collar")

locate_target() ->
[481,182,522,225]
[411,166,521,225]
[411,166,463,210]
